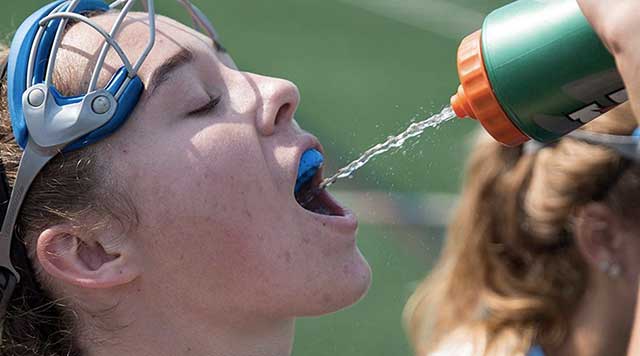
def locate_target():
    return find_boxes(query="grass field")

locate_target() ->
[1,1,511,354]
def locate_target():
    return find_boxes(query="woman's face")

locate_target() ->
[61,13,371,320]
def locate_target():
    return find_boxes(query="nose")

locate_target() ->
[251,73,300,136]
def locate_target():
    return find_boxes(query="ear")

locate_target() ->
[36,224,141,289]
[573,203,624,274]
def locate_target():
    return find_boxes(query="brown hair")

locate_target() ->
[0,38,136,355]
[404,108,640,356]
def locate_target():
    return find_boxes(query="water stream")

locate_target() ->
[299,105,456,206]
[321,105,456,189]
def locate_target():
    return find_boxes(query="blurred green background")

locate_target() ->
[1,1,511,355]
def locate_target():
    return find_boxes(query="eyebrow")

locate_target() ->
[147,48,195,96]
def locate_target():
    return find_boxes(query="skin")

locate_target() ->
[575,3,640,355]
[544,204,640,356]
[34,13,371,356]
[577,0,640,126]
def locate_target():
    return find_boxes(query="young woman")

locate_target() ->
[404,104,640,356]
[0,4,371,356]
[539,3,640,355]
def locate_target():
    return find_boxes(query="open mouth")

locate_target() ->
[294,149,345,217]
[295,179,346,217]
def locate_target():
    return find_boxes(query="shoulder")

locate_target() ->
[427,328,485,356]
[427,327,532,356]
[429,342,477,356]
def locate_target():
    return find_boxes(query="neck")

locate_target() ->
[547,274,631,356]
[82,296,296,356]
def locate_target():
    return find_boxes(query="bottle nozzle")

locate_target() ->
[450,85,475,119]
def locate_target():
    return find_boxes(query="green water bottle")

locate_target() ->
[450,0,627,146]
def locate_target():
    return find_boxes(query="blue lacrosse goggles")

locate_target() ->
[0,0,221,317]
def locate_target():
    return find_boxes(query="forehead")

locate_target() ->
[59,12,213,86]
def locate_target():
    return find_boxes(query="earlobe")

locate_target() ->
[36,225,140,289]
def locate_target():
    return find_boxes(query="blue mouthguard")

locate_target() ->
[295,149,323,193]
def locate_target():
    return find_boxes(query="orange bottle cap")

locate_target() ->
[451,30,529,147]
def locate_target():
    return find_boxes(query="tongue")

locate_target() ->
[295,149,324,193]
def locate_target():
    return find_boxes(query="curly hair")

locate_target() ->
[405,104,640,356]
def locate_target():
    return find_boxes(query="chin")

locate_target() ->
[340,248,372,307]
[304,248,372,317]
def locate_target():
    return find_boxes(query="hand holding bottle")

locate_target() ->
[577,0,640,125]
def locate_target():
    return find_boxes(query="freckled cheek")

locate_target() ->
[189,230,299,290]
[125,130,306,280]
[139,182,284,279]
[205,220,321,275]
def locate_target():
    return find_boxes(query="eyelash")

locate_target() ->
[188,96,221,117]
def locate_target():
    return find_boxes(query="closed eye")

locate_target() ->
[188,96,221,117]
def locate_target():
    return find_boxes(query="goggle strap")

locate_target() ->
[0,270,16,336]
[0,58,8,85]
[0,158,14,332]
[0,140,59,282]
